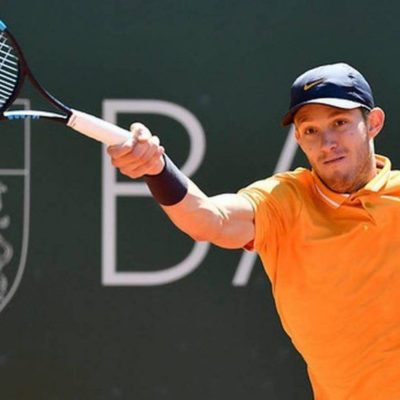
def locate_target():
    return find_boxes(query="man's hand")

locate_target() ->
[107,122,165,178]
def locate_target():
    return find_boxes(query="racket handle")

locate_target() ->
[67,109,131,146]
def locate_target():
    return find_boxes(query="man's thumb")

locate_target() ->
[130,122,152,142]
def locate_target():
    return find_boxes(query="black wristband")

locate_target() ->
[143,155,189,205]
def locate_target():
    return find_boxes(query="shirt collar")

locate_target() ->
[311,154,391,209]
[363,154,390,192]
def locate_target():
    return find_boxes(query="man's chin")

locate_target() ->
[326,182,351,194]
[318,173,353,194]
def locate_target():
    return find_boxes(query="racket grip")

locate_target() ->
[67,109,131,146]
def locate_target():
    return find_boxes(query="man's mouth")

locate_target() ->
[323,155,346,165]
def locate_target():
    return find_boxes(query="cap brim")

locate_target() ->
[281,98,371,126]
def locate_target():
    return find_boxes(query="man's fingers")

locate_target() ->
[121,151,165,179]
[107,136,135,157]
[109,135,163,170]
[108,122,165,178]
[107,122,152,157]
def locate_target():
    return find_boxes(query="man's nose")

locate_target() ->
[320,129,338,151]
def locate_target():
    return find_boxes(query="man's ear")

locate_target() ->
[367,107,385,139]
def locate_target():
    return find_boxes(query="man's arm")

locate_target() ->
[161,181,254,249]
[107,123,255,249]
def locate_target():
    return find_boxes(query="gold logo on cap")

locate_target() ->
[303,78,324,91]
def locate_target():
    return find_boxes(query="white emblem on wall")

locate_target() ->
[0,182,13,299]
[0,99,31,312]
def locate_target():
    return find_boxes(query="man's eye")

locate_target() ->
[335,119,347,126]
[304,128,317,135]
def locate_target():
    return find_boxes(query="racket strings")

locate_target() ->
[0,32,19,108]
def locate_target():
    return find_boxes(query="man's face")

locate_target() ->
[294,104,377,193]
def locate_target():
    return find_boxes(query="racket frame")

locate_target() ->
[0,19,131,145]
[0,21,71,122]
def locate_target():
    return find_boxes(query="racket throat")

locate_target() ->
[3,110,68,122]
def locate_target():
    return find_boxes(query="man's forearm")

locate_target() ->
[161,181,255,249]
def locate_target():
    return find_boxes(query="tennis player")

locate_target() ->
[107,63,400,399]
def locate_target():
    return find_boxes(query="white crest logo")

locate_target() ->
[0,182,14,298]
[0,99,30,313]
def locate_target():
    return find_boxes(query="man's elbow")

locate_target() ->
[186,228,246,250]
[180,220,221,244]
[185,226,217,243]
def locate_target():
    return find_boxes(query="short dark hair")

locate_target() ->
[360,107,370,122]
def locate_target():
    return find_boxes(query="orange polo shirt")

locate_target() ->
[239,155,400,400]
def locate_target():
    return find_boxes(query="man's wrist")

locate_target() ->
[143,155,189,206]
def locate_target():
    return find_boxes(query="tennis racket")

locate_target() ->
[0,19,131,146]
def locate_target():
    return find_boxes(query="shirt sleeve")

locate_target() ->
[238,175,303,254]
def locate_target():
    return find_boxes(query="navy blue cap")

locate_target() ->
[282,63,375,126]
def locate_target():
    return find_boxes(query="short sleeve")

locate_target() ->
[238,174,303,255]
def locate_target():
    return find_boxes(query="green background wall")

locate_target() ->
[1,1,399,399]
